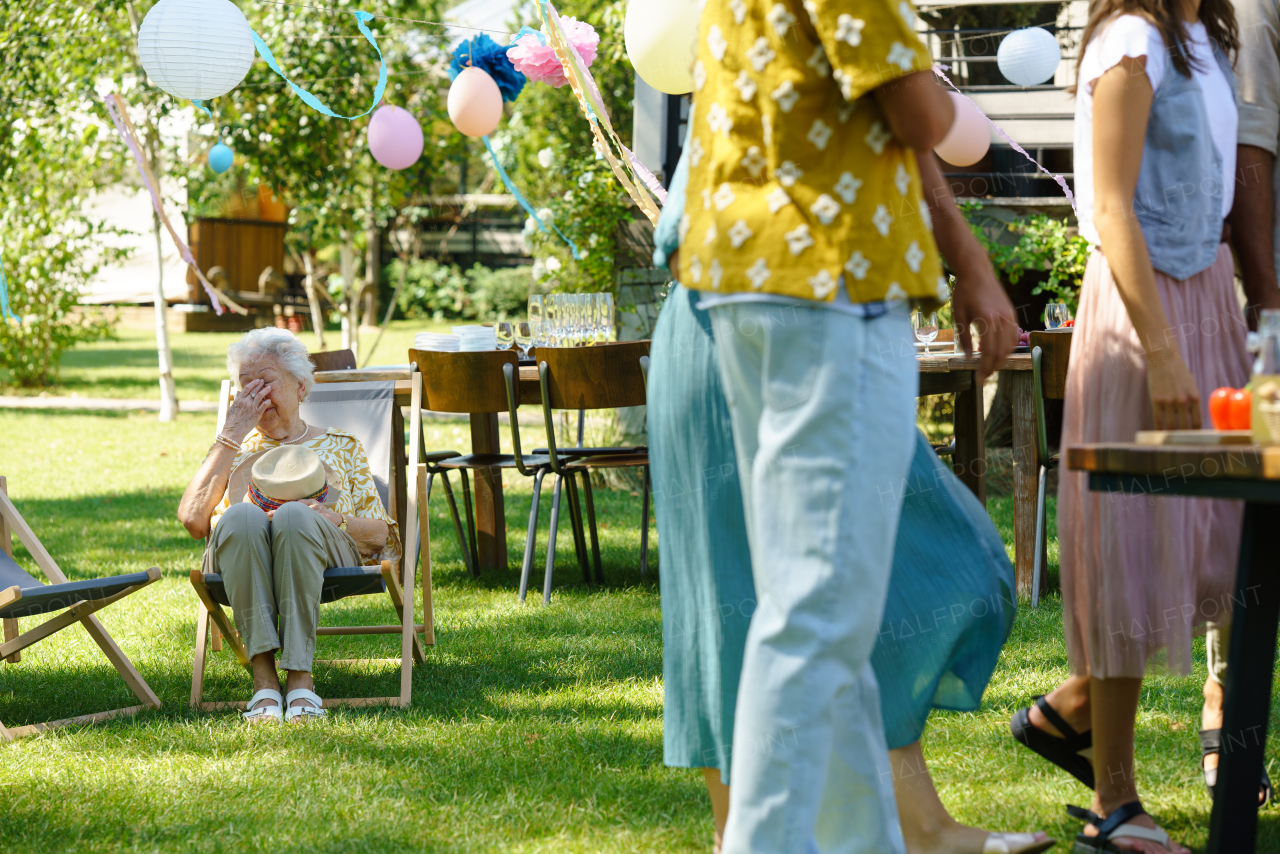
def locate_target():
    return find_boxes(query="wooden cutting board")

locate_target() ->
[1134,430,1254,446]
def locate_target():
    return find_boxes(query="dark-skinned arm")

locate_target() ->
[1228,145,1280,330]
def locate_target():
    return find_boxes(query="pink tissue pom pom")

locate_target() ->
[506,17,600,88]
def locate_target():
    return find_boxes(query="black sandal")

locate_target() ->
[1067,801,1175,853]
[1010,695,1094,789]
[1199,727,1273,808]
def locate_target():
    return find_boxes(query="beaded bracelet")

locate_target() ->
[214,434,239,452]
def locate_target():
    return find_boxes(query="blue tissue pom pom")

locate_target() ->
[449,34,526,103]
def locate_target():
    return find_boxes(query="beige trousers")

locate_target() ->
[1206,621,1230,686]
[205,502,361,672]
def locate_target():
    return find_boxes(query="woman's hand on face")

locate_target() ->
[223,379,274,443]
[1147,352,1202,430]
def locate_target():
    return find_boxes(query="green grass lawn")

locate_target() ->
[0,333,1278,852]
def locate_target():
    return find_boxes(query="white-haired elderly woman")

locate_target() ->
[178,328,399,724]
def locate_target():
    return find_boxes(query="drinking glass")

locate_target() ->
[545,296,561,347]
[913,310,939,347]
[594,293,613,343]
[1045,303,1070,329]
[528,294,545,329]
[514,321,533,359]
[495,321,514,350]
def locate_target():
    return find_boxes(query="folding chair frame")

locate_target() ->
[188,377,432,712]
[0,477,162,740]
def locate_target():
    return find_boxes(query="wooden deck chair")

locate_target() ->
[189,377,430,711]
[0,476,161,740]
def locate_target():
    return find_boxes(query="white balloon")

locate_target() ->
[625,0,703,95]
[996,27,1061,87]
[138,0,256,100]
[934,92,990,167]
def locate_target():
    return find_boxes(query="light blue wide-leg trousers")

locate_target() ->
[709,300,917,854]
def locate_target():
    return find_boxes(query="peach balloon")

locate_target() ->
[934,92,990,168]
[448,67,504,138]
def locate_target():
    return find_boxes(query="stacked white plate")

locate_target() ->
[415,332,459,352]
[452,325,497,352]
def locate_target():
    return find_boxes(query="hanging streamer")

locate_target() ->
[933,65,1076,215]
[103,94,247,316]
[190,99,213,117]
[536,0,666,220]
[482,136,581,260]
[0,253,15,322]
[251,10,387,120]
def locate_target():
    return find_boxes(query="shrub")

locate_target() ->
[389,258,532,322]
[962,202,1089,311]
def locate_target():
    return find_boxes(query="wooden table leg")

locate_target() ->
[1207,501,1280,854]
[953,371,986,504]
[468,412,508,571]
[1009,371,1038,597]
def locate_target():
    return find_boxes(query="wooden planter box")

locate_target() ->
[186,217,288,304]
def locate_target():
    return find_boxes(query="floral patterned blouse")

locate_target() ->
[211,427,401,568]
[679,0,947,305]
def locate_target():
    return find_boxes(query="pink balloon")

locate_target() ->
[447,67,504,138]
[368,105,424,170]
[934,92,990,168]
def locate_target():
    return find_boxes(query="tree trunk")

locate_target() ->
[151,204,178,422]
[339,231,359,361]
[363,179,379,328]
[301,251,326,351]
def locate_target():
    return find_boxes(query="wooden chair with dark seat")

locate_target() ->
[532,341,652,605]
[408,349,561,593]
[1029,330,1072,607]
[308,348,357,372]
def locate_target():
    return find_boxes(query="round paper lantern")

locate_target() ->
[447,67,504,138]
[934,92,990,167]
[208,142,234,173]
[137,0,255,99]
[624,0,701,95]
[368,105,424,170]
[997,27,1061,87]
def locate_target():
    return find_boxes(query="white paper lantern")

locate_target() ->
[996,27,1061,87]
[624,0,702,95]
[137,0,256,100]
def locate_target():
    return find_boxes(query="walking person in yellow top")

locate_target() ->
[680,0,1018,850]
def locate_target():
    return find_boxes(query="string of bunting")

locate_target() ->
[102,93,247,315]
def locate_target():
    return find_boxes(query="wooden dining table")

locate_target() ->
[318,353,1042,585]
[919,351,1039,596]
[1069,441,1280,854]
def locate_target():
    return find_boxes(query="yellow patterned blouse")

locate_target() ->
[211,427,402,568]
[680,0,947,305]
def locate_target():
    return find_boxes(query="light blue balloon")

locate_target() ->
[997,27,1061,87]
[208,142,234,173]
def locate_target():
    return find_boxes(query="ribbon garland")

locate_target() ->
[103,93,247,315]
[933,64,1077,215]
[251,10,387,120]
[482,136,581,259]
[536,0,665,220]
[0,253,15,322]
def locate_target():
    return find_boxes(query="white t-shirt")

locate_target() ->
[1074,15,1237,246]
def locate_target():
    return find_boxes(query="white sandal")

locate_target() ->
[984,831,1056,854]
[284,688,328,723]
[242,688,284,724]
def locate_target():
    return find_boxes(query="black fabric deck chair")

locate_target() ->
[188,378,429,712]
[0,476,161,740]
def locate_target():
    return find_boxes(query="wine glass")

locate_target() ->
[528,294,545,330]
[913,310,939,348]
[597,293,614,342]
[1045,303,1070,329]
[495,321,514,351]
[514,321,533,359]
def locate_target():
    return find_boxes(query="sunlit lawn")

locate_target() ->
[0,332,1276,852]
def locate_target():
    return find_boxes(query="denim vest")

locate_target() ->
[1132,42,1235,281]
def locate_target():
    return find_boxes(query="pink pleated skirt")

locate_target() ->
[1058,244,1252,678]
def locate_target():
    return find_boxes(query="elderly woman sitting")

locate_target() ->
[178,328,400,724]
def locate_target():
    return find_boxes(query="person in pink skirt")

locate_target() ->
[1006,0,1251,851]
